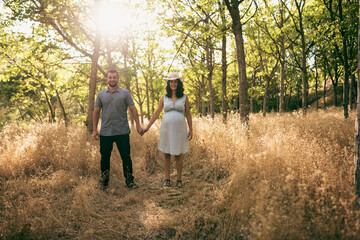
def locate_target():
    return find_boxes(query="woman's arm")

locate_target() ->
[144,96,164,132]
[185,95,193,140]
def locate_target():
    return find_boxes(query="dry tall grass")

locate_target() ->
[0,107,359,239]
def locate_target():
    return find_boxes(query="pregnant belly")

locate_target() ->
[162,111,185,125]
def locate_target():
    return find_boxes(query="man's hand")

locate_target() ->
[136,125,144,136]
[92,130,100,140]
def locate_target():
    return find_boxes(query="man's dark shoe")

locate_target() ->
[125,180,138,189]
[99,171,109,190]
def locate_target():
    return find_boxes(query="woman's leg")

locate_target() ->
[164,153,171,180]
[175,154,184,181]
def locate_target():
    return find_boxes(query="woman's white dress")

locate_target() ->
[158,94,189,155]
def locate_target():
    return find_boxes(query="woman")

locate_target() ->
[144,72,193,188]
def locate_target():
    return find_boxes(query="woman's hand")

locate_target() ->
[188,129,193,141]
[142,126,150,135]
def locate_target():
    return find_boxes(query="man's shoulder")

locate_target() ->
[97,88,109,96]
[118,87,130,94]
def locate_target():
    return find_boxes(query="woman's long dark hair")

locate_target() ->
[165,79,184,98]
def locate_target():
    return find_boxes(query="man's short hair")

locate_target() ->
[107,69,119,78]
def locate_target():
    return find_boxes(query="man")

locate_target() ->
[92,69,143,189]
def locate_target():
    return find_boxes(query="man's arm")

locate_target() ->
[128,104,143,135]
[92,106,101,140]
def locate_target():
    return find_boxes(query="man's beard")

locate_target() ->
[108,82,117,87]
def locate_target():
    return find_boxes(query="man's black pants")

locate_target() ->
[100,134,134,184]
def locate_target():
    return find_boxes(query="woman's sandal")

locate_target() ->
[163,179,171,188]
[175,180,182,188]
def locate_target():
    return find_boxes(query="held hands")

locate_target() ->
[141,126,150,136]
[136,125,144,136]
[138,125,150,136]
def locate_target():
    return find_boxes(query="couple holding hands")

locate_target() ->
[92,70,192,189]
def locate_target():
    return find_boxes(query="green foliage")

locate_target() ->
[0,0,358,125]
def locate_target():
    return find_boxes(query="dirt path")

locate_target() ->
[79,155,219,239]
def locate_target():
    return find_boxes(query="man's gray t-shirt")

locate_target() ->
[94,87,134,136]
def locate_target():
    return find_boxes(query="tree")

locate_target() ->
[87,0,102,132]
[224,0,256,124]
[219,0,229,122]
[283,0,313,115]
[262,0,290,113]
[0,21,73,124]
[354,0,360,197]
[3,0,107,131]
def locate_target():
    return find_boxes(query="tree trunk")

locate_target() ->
[105,38,114,69]
[315,57,319,110]
[206,32,214,120]
[300,30,308,114]
[86,0,101,132]
[150,77,155,115]
[219,0,228,123]
[135,74,144,124]
[201,53,206,116]
[279,1,286,113]
[201,74,206,116]
[354,0,360,197]
[250,71,255,114]
[55,89,68,126]
[323,70,327,108]
[124,53,134,127]
[145,76,150,120]
[221,30,228,123]
[41,84,55,122]
[339,0,349,118]
[263,76,269,117]
[350,74,356,110]
[224,0,249,124]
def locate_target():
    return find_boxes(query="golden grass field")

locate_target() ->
[0,107,359,239]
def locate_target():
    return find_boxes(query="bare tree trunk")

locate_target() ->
[41,84,55,122]
[279,44,286,113]
[224,0,249,124]
[354,0,360,197]
[301,31,308,114]
[323,71,327,108]
[196,88,200,116]
[221,31,228,123]
[263,76,269,117]
[339,0,349,118]
[124,53,134,126]
[55,89,68,126]
[219,0,228,123]
[201,53,206,116]
[279,1,286,113]
[350,74,355,111]
[206,29,214,119]
[201,74,206,116]
[145,76,150,120]
[105,38,114,69]
[150,79,155,115]
[86,0,101,132]
[315,57,319,110]
[250,71,255,114]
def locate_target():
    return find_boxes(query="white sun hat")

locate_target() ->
[164,72,184,82]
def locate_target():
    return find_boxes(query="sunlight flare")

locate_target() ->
[97,1,137,36]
